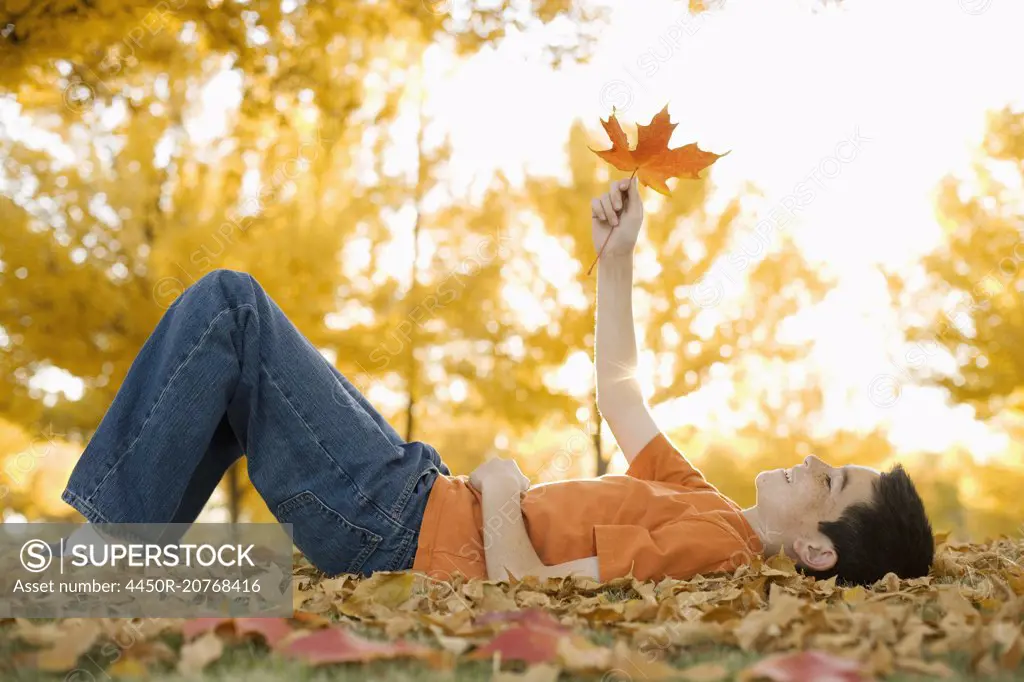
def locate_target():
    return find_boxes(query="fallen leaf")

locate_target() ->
[181,617,293,648]
[841,586,867,605]
[181,618,232,641]
[177,631,224,675]
[470,624,567,664]
[739,650,868,682]
[475,608,567,632]
[235,618,294,647]
[107,658,148,678]
[609,640,679,679]
[433,633,473,656]
[556,635,612,671]
[280,626,434,665]
[340,572,417,617]
[290,611,332,628]
[895,657,954,678]
[34,621,102,672]
[480,583,520,612]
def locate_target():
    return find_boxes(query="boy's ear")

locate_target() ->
[793,534,837,572]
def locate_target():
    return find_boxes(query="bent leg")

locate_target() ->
[63,269,444,575]
[170,416,243,524]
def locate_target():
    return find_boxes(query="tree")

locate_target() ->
[883,107,1024,539]
[901,107,1024,420]
[0,0,597,439]
[0,1,600,520]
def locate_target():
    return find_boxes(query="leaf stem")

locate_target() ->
[587,168,638,276]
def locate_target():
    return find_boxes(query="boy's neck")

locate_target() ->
[742,505,784,558]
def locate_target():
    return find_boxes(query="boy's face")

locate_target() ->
[754,455,880,571]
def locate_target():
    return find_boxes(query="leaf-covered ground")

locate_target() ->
[5,536,1024,681]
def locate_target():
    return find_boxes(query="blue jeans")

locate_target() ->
[61,269,449,576]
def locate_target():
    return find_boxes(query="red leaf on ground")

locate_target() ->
[235,618,294,647]
[290,611,332,628]
[279,626,434,665]
[180,617,293,648]
[741,650,869,682]
[181,618,232,641]
[469,624,567,664]
[474,608,568,632]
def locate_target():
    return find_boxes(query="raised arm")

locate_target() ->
[592,179,660,464]
[470,459,599,581]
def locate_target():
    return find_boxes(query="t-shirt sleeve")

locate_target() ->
[594,516,756,583]
[625,433,715,491]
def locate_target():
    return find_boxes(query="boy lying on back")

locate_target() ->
[61,180,933,586]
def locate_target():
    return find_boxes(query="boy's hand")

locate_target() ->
[592,177,643,259]
[469,458,530,494]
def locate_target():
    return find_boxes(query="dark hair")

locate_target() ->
[803,464,934,586]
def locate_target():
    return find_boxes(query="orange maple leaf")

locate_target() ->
[591,104,725,196]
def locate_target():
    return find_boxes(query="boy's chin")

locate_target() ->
[753,471,784,504]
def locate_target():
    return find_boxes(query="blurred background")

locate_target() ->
[1,0,1022,540]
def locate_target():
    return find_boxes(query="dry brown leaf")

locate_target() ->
[556,635,612,671]
[33,620,102,672]
[434,633,473,656]
[609,640,681,680]
[339,572,418,617]
[177,631,224,676]
[480,583,519,612]
[895,657,955,677]
[107,658,148,678]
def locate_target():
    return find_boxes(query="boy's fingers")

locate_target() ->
[609,181,622,211]
[628,176,640,204]
[600,195,617,226]
[591,198,606,222]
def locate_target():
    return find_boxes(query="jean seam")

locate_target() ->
[261,365,407,534]
[85,304,256,506]
[62,489,111,523]
[277,490,381,575]
[387,528,415,572]
[389,465,425,522]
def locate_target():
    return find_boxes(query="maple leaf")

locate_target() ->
[474,608,568,631]
[739,650,868,682]
[470,624,567,664]
[181,617,293,648]
[279,626,435,665]
[591,104,725,197]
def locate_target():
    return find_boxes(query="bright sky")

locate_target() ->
[6,0,1024,464]
[417,0,1024,462]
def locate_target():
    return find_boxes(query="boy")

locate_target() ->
[61,180,934,586]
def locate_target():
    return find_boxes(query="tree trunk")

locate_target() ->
[404,73,427,443]
[227,462,240,524]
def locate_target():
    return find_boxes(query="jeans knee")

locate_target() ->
[173,269,258,314]
[190,269,255,303]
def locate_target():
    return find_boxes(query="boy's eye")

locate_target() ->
[825,475,833,490]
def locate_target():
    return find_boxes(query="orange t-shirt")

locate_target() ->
[411,433,763,582]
